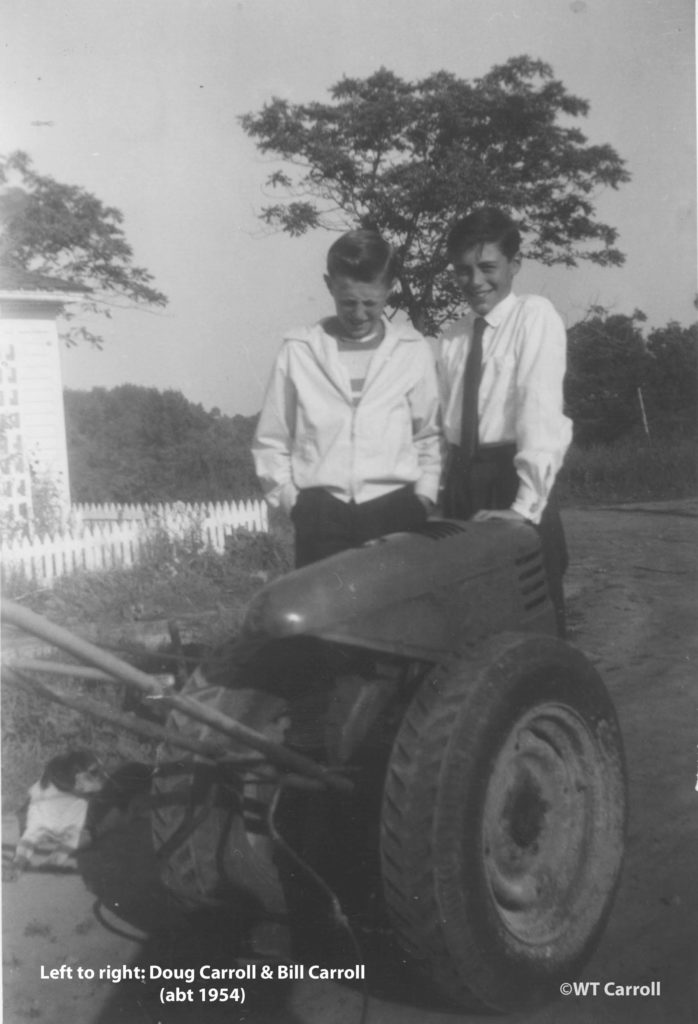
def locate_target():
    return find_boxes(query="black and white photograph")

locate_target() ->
[1,1,695,1022]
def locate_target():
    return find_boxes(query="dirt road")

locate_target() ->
[3,502,697,1024]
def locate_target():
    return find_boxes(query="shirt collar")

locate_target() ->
[479,291,517,329]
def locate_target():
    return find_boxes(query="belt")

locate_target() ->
[448,442,516,464]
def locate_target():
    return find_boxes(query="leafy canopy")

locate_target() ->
[0,151,167,346]
[241,58,630,333]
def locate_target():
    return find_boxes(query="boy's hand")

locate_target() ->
[471,508,527,523]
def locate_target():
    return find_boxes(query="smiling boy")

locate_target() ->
[437,207,572,634]
[253,229,441,567]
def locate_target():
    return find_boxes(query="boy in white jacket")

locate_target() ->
[253,230,442,567]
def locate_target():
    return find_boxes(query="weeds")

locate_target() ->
[1,523,293,811]
[557,434,696,506]
[4,524,292,628]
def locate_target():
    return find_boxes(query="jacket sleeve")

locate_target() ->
[408,342,443,504]
[252,345,299,513]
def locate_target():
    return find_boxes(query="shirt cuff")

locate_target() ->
[415,478,440,505]
[511,484,545,526]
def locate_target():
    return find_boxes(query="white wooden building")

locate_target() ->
[0,266,85,527]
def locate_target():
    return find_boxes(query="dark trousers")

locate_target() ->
[292,486,427,569]
[442,444,568,637]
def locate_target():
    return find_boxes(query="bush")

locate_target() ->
[224,527,292,576]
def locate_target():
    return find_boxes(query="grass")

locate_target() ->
[557,433,697,506]
[1,524,293,812]
[3,522,293,632]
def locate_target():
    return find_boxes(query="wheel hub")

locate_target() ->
[482,702,599,943]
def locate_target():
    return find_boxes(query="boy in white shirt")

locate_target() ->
[253,230,441,567]
[437,207,572,635]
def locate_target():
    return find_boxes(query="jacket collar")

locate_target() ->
[297,317,420,399]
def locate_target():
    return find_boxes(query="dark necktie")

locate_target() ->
[459,316,486,459]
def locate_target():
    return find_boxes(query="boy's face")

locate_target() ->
[451,242,521,316]
[325,273,393,341]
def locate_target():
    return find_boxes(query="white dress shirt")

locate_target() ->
[437,291,573,524]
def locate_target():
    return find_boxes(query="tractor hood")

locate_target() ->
[242,519,555,660]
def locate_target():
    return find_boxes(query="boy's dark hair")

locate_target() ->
[326,229,398,283]
[447,207,521,261]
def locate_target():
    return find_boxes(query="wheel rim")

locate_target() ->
[481,701,607,946]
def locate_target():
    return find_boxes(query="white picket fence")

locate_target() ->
[0,499,268,588]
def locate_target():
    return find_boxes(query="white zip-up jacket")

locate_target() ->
[253,318,442,512]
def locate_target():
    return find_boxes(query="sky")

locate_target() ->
[2,0,696,417]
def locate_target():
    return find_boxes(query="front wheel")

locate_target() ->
[380,633,627,1012]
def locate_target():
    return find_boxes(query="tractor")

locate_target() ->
[151,516,626,1012]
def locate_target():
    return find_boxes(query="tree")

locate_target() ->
[64,386,260,502]
[565,310,698,445]
[565,310,647,444]
[643,321,698,436]
[0,151,167,346]
[241,58,630,333]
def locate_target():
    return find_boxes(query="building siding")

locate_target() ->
[0,318,71,517]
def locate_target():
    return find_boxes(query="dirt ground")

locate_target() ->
[3,501,697,1024]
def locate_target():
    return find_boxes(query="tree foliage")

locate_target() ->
[644,321,698,435]
[65,386,260,502]
[566,311,697,444]
[566,311,647,444]
[0,151,167,346]
[241,58,630,332]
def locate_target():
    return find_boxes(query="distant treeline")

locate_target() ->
[565,314,697,444]
[65,314,696,504]
[65,385,261,503]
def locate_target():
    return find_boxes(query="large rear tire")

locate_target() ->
[380,633,627,1012]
